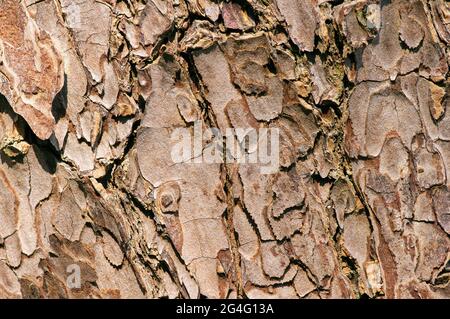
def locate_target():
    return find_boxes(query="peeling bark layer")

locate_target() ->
[0,0,449,299]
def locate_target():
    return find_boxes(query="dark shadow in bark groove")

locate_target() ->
[0,93,16,118]
[52,73,68,122]
[33,144,57,174]
[0,92,58,173]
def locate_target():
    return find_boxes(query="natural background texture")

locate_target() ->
[0,0,449,299]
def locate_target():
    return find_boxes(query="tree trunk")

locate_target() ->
[0,0,449,299]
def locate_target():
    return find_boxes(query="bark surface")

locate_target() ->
[0,0,449,299]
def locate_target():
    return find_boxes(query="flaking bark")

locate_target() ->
[0,0,449,299]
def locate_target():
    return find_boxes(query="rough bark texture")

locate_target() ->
[0,0,449,299]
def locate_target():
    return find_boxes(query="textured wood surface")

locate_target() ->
[0,0,449,299]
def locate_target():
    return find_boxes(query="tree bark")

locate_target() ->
[0,0,449,299]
